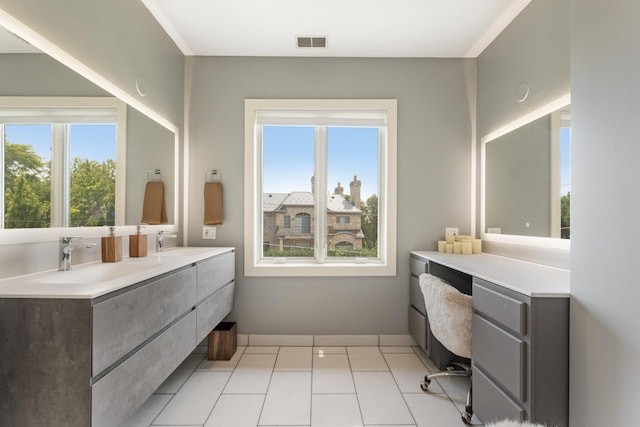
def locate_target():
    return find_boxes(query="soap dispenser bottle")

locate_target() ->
[101,226,122,262]
[129,225,147,258]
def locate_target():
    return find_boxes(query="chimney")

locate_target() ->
[349,175,361,208]
[311,175,315,194]
[334,182,344,195]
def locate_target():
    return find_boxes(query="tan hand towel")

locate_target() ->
[141,181,167,225]
[204,182,223,225]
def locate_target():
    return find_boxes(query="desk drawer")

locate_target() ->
[473,364,525,423]
[408,305,427,350]
[473,314,526,401]
[410,256,428,276]
[409,275,426,315]
[473,278,526,335]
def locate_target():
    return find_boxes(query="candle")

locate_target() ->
[453,241,462,254]
[445,234,455,244]
[446,243,454,253]
[437,240,447,253]
[462,240,472,255]
[472,239,482,254]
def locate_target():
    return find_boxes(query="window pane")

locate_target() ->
[69,124,117,227]
[262,126,315,258]
[3,124,52,228]
[326,127,379,258]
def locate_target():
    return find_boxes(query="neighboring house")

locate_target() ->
[263,176,365,252]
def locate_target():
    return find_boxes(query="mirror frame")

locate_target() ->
[0,9,179,244]
[480,93,570,250]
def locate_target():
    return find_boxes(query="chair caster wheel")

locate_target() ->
[461,411,472,425]
[420,379,430,391]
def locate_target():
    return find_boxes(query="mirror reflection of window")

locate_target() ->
[3,124,52,228]
[1,122,117,229]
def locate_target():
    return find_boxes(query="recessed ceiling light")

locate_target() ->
[296,36,327,48]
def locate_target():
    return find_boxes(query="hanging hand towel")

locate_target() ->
[204,181,223,225]
[141,181,167,225]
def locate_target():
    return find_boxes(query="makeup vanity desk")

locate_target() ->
[410,251,570,427]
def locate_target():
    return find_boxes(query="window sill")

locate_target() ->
[244,260,397,277]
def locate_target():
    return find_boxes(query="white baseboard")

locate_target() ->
[236,334,417,347]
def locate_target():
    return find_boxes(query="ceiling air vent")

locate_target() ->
[296,36,327,48]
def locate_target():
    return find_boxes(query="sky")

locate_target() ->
[262,126,379,199]
[4,123,116,162]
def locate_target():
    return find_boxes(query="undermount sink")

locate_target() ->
[32,261,159,285]
[155,247,219,257]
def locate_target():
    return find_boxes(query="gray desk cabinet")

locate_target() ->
[472,277,569,427]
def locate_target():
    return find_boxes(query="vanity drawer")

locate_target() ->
[473,364,525,423]
[473,278,526,335]
[92,266,197,376]
[473,314,526,401]
[408,305,427,350]
[196,281,236,343]
[197,251,235,303]
[410,256,428,277]
[92,310,196,427]
[409,275,427,314]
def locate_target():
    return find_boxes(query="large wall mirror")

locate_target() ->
[481,94,570,248]
[0,24,178,244]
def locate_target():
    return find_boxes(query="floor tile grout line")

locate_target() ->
[345,346,366,427]
[255,345,280,427]
[381,347,419,427]
[148,353,205,426]
[200,364,235,427]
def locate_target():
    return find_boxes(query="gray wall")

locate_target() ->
[476,0,570,268]
[0,0,184,126]
[485,114,551,237]
[570,0,640,425]
[0,53,109,96]
[187,56,475,334]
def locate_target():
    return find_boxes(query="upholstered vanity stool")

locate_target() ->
[418,273,474,424]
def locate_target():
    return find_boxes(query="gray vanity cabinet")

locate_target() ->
[472,277,569,427]
[0,249,237,427]
[92,266,197,376]
[195,251,236,343]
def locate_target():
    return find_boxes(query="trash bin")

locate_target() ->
[208,322,237,361]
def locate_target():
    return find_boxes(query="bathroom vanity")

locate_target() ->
[410,251,569,427]
[0,247,235,427]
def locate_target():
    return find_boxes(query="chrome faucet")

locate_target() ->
[156,231,177,252]
[59,237,96,271]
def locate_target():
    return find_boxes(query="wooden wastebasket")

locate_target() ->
[208,322,237,360]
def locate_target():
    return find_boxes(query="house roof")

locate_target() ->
[263,191,362,213]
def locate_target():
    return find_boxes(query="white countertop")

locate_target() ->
[411,251,570,298]
[0,247,235,299]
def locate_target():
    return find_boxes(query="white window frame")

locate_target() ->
[0,96,126,229]
[244,99,397,277]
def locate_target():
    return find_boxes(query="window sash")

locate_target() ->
[245,99,397,277]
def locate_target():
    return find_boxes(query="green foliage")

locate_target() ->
[561,192,570,239]
[361,194,378,252]
[3,137,115,228]
[263,247,314,257]
[5,174,50,228]
[70,158,115,226]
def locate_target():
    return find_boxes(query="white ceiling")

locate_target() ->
[142,0,531,58]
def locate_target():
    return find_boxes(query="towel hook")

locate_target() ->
[206,169,221,182]
[147,169,162,182]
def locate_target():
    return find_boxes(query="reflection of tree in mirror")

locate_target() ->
[3,137,115,228]
[70,158,115,227]
[561,192,570,239]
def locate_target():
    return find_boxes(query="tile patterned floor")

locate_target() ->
[118,345,483,427]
